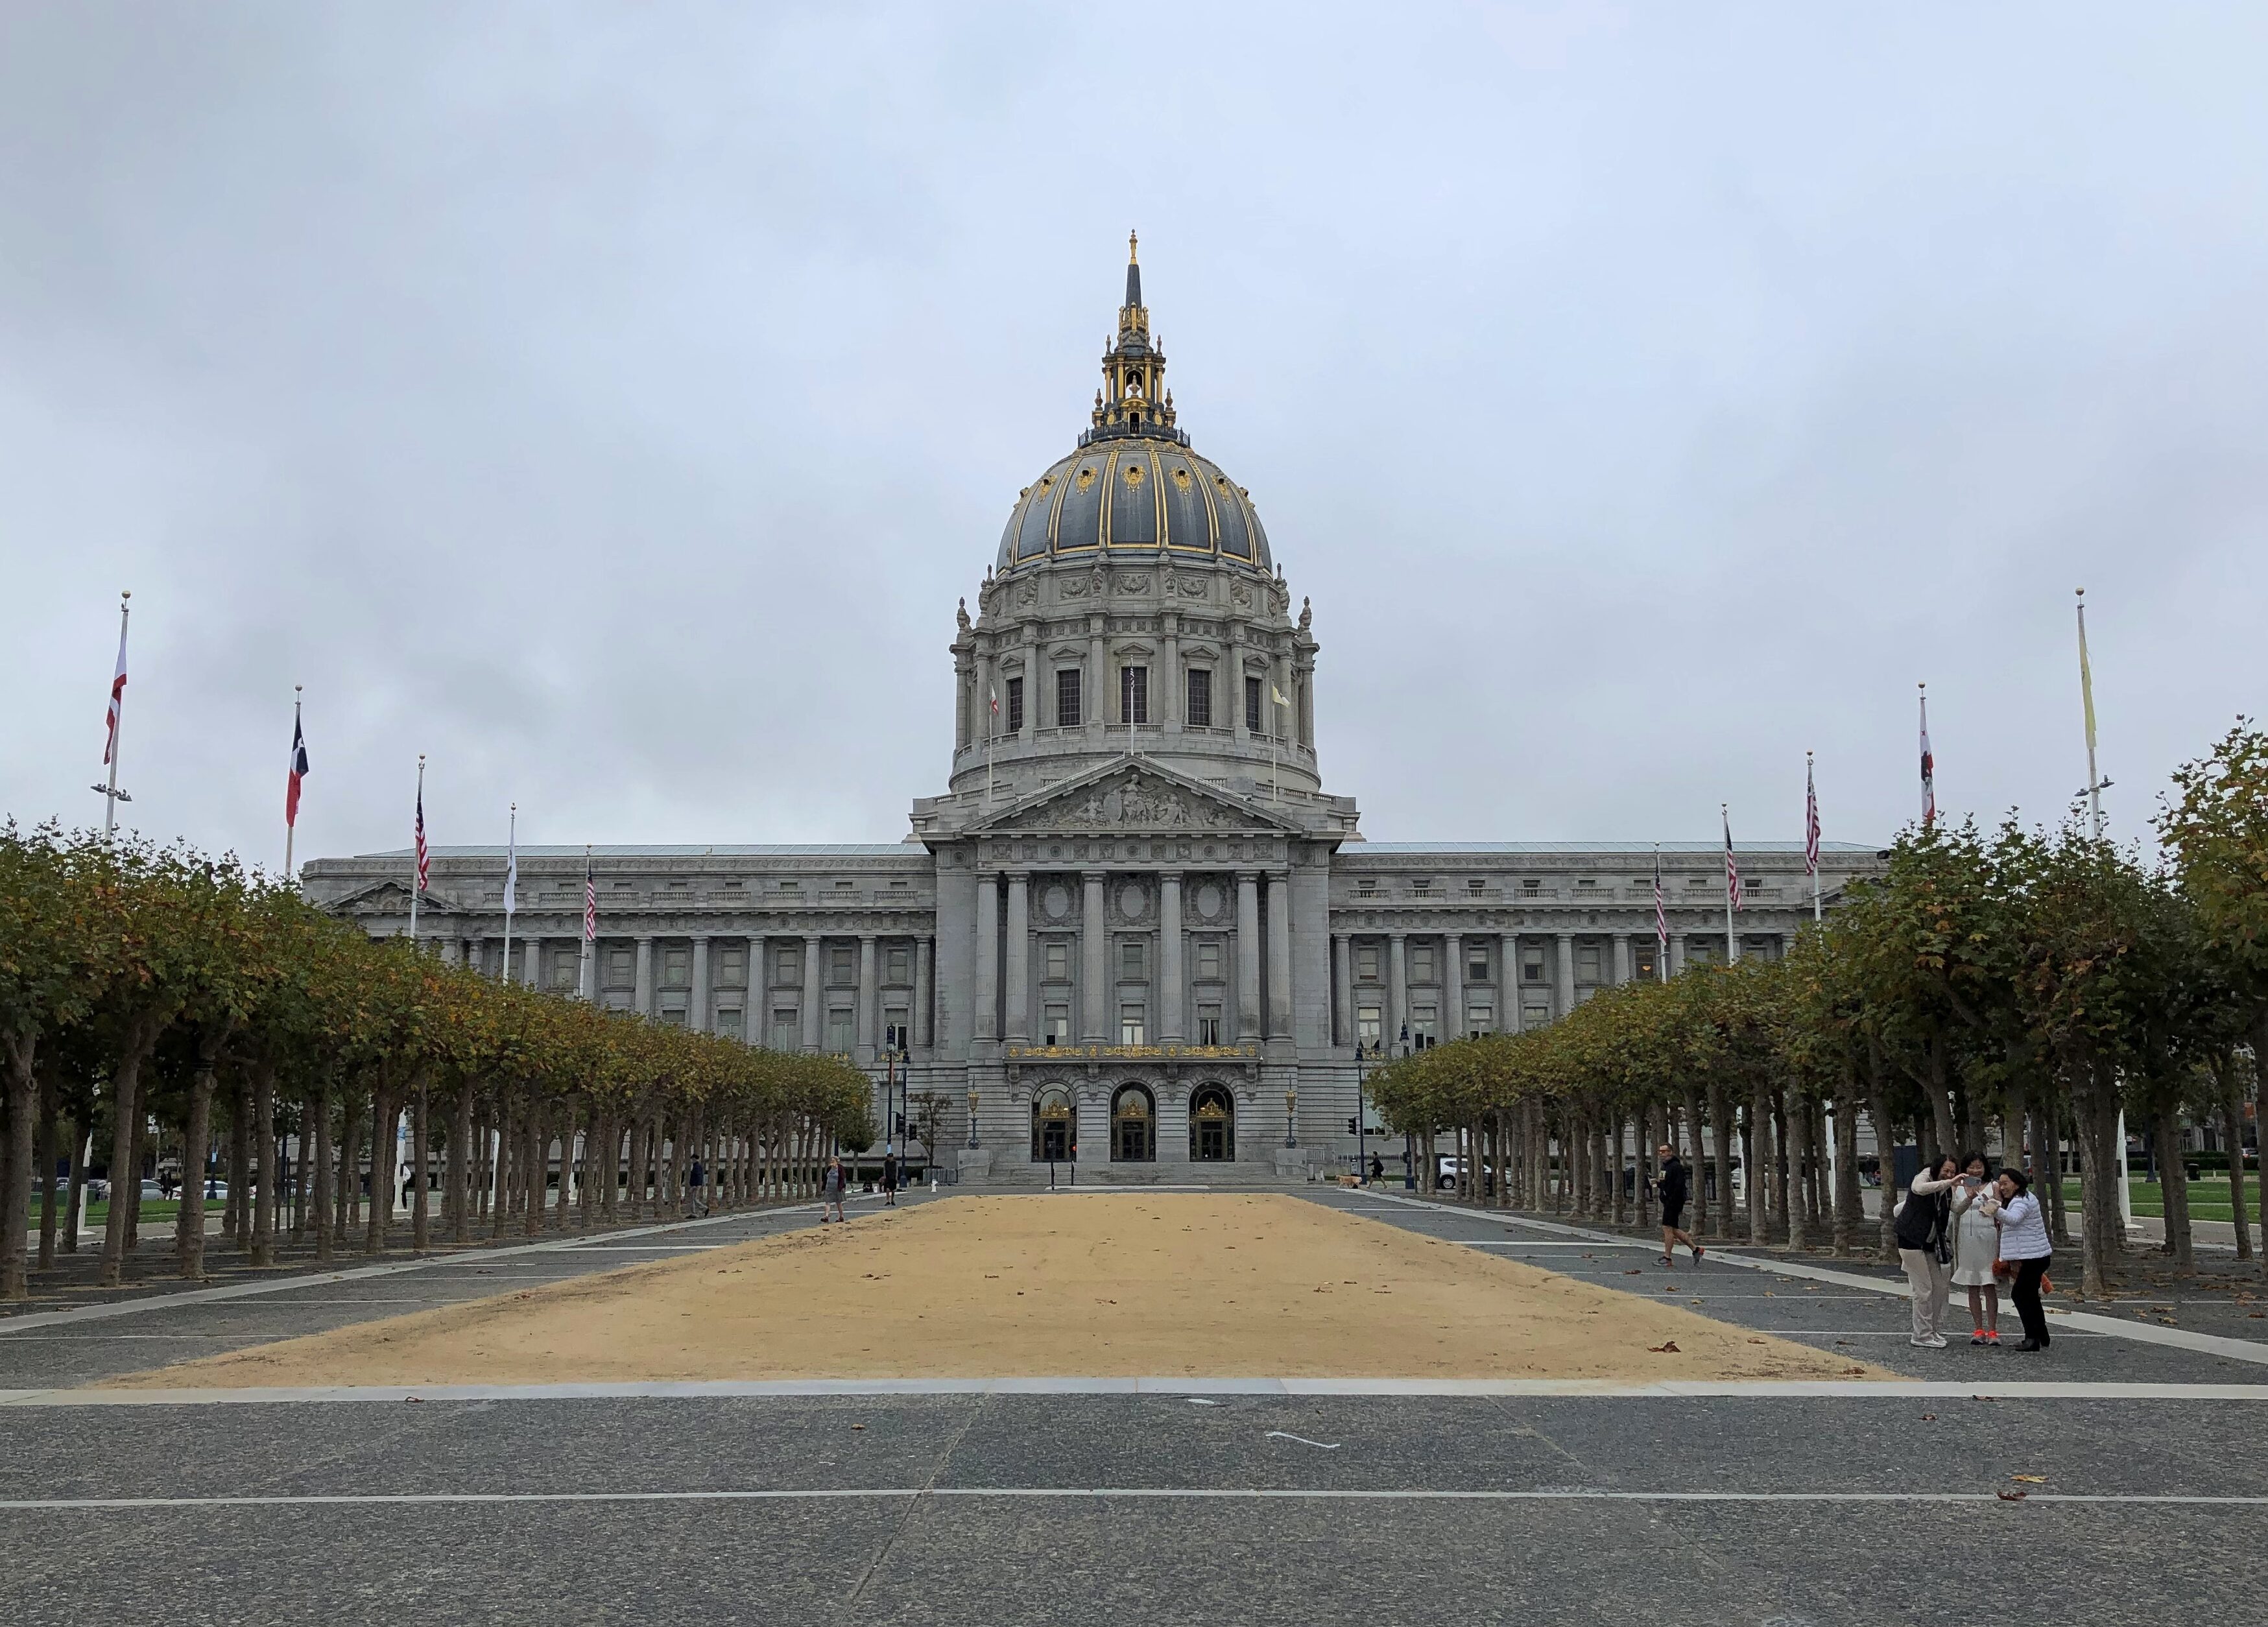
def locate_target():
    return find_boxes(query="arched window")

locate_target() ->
[1189,1084,1235,1163]
[1112,1084,1155,1162]
[1031,1087,1074,1163]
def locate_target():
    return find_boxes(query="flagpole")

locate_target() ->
[501,802,516,983]
[283,685,302,879]
[1722,803,1737,964]
[101,591,131,842]
[1918,682,1934,831]
[2077,588,2136,1229]
[408,756,425,947]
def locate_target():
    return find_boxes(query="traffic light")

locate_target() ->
[1347,1117,1359,1134]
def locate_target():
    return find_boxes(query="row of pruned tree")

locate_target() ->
[1368,720,2268,1300]
[0,822,875,1300]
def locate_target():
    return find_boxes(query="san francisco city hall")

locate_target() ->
[305,246,1880,1178]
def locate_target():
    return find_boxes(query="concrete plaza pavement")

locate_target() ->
[5,1184,2265,1625]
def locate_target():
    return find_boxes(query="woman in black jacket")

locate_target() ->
[1894,1155,1961,1348]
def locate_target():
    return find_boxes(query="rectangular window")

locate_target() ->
[1411,945,1435,983]
[772,1008,800,1049]
[550,956,577,992]
[1686,941,1717,967]
[1632,944,1661,980]
[1197,1006,1223,1045]
[1522,947,1546,984]
[1121,940,1145,979]
[607,948,633,982]
[1412,1005,1437,1043]
[1056,668,1082,728]
[830,945,853,983]
[1120,664,1148,725]
[1466,1002,1492,1038]
[884,1005,909,1047]
[659,1008,686,1027]
[662,947,690,987]
[1045,942,1069,980]
[826,1008,855,1053]
[1521,999,1551,1029]
[1355,945,1380,981]
[719,947,746,983]
[1005,675,1024,734]
[1467,948,1490,982]
[716,1008,744,1040]
[1245,674,1264,735]
[887,946,911,984]
[1577,945,1602,982]
[1119,1005,1145,1045]
[1044,1004,1070,1045]
[1186,668,1213,727]
[1357,1005,1381,1046]
[778,946,802,984]
[1197,940,1222,980]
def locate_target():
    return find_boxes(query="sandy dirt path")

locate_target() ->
[108,1194,1885,1387]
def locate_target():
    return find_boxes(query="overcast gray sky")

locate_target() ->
[5,3,2263,873]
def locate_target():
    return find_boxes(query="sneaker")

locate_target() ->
[1983,1331,2001,1345]
[1969,1331,1987,1346]
[1691,1246,1706,1265]
[1909,1335,1949,1349]
[1660,1254,1675,1268]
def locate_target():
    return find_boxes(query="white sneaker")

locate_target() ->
[1909,1335,1949,1349]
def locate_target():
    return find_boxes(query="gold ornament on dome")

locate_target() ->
[1123,463,1145,487]
[1172,467,1192,490]
[1076,466,1096,491]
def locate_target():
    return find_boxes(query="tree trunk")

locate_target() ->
[2154,1099,2193,1274]
[1708,1087,1735,1241]
[99,1017,164,1288]
[313,1084,334,1265]
[0,1040,36,1301]
[366,1089,400,1255]
[35,1076,60,1273]
[226,1075,251,1250]
[451,1082,475,1246]
[2215,1065,2251,1263]
[1831,1094,1858,1255]
[179,1063,216,1279]
[64,1119,88,1255]
[252,1060,278,1268]
[1770,1091,1791,1244]
[1682,1091,1707,1236]
[2070,1065,2121,1299]
[1863,1093,1899,1263]
[411,1084,431,1255]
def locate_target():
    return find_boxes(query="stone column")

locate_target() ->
[1005,873,1031,1042]
[1158,872,1185,1042]
[1671,931,1689,975]
[802,932,824,1052]
[1444,932,1463,1042]
[690,936,711,1033]
[746,934,766,1042]
[1555,932,1575,1017]
[633,935,654,1019]
[1613,933,1632,986]
[857,935,879,1062]
[973,875,1000,1043]
[1086,615,1107,744]
[1265,872,1293,1040]
[1332,932,1354,1049]
[438,938,462,967]
[521,936,543,988]
[1499,932,1519,1027]
[1388,932,1408,1049]
[975,641,995,755]
[1162,612,1182,734]
[1081,871,1108,1041]
[1234,872,1261,1041]
[914,935,933,1050]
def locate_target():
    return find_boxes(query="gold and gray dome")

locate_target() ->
[994,235,1273,575]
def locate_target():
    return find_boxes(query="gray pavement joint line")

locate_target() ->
[845,1390,988,1608]
[8,1378,2268,1406]
[0,1195,885,1337]
[3,1488,2265,1510]
[1337,1188,2268,1369]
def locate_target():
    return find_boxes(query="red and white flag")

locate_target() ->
[582,853,597,945]
[1919,687,1936,831]
[102,616,128,765]
[1804,754,1820,878]
[1723,807,1744,912]
[1652,846,1667,958]
[414,784,431,895]
[285,711,310,829]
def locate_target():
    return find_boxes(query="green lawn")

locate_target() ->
[23,1199,183,1227]
[2055,1176,2248,1224]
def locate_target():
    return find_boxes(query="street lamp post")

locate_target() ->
[966,1087,979,1150]
[1400,1025,1416,1191]
[1354,1040,1370,1185]
[1284,1086,1298,1150]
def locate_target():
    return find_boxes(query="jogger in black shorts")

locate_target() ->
[1654,1145,1703,1266]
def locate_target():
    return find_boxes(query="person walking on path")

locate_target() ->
[687,1156,708,1219]
[820,1156,846,1224]
[1984,1168,2053,1351]
[1896,1154,1961,1348]
[1653,1144,1703,1267]
[882,1147,900,1208]
[1950,1152,2001,1345]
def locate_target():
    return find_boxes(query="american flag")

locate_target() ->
[1919,685,1935,831]
[1652,846,1667,956]
[582,853,597,944]
[413,785,430,894]
[1723,806,1744,911]
[1804,753,1820,877]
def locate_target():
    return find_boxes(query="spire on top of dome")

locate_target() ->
[1083,232,1186,447]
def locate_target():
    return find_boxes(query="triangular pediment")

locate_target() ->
[328,877,463,916]
[973,758,1301,837]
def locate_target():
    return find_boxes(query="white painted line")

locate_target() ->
[1459,1241,1654,1250]
[556,1246,723,1253]
[0,1334,289,1342]
[2,1486,2262,1510]
[6,1377,2266,1406]
[1344,1191,2268,1370]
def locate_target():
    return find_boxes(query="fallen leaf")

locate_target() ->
[2012,1474,2047,1484]
[1649,1340,1681,1354]
[1921,1414,1937,1421]
[852,1424,865,1432]
[1997,1489,2028,1501]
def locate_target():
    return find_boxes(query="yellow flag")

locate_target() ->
[1271,685,1287,706]
[2077,597,2097,754]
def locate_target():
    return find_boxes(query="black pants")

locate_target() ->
[2011,1256,2051,1346]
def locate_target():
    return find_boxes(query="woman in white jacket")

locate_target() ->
[1983,1168,2054,1351]
[1949,1152,2001,1346]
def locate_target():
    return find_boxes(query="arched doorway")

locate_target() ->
[1031,1087,1073,1163]
[1189,1084,1235,1162]
[1112,1084,1155,1162]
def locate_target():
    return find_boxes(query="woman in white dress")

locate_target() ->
[1950,1151,2001,1346]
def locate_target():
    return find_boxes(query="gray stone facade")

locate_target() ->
[302,246,1883,1172]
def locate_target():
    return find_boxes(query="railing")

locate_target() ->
[1003,1042,1260,1062]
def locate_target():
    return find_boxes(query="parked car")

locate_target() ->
[140,1181,166,1203]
